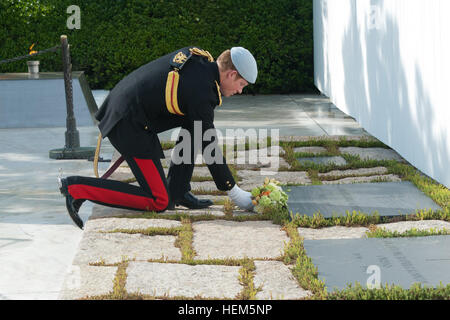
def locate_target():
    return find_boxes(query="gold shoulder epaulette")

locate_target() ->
[189,47,214,62]
[215,81,222,106]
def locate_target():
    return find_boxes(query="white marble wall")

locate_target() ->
[313,0,450,188]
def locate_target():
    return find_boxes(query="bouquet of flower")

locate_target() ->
[251,178,288,214]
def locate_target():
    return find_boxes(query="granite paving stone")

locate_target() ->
[163,205,226,217]
[321,174,402,184]
[293,146,328,154]
[59,265,117,300]
[192,220,289,260]
[84,218,182,233]
[297,226,369,240]
[318,167,388,178]
[339,147,405,162]
[253,261,311,299]
[375,220,450,233]
[297,156,347,166]
[73,232,181,265]
[238,170,311,190]
[234,146,285,159]
[125,262,242,298]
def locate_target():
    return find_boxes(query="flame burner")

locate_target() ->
[27,43,39,74]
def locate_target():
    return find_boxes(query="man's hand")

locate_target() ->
[227,185,254,211]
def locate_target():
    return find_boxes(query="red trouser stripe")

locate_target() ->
[68,158,169,212]
[134,158,169,210]
[69,184,158,211]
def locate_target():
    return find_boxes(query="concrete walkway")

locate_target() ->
[1,92,446,299]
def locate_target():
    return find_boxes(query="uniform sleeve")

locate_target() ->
[184,91,236,191]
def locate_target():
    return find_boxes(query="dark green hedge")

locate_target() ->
[0,0,314,93]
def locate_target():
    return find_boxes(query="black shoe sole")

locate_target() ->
[173,200,213,210]
[59,177,84,229]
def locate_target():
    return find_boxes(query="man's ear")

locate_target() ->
[227,69,238,79]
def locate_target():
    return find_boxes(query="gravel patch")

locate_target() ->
[59,265,117,300]
[297,226,369,240]
[125,262,242,298]
[253,261,311,300]
[192,220,289,260]
[73,232,181,265]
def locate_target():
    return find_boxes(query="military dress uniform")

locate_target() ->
[64,47,235,213]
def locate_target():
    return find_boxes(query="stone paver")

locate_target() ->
[192,220,289,260]
[280,135,376,142]
[376,220,450,233]
[297,226,369,240]
[293,146,328,154]
[318,167,388,178]
[339,147,405,162]
[321,174,402,184]
[84,218,182,232]
[125,262,242,298]
[73,232,181,265]
[191,181,218,192]
[297,156,347,166]
[253,261,311,300]
[235,146,285,158]
[238,170,311,190]
[164,205,226,217]
[59,265,117,300]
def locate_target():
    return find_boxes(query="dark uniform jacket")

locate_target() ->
[95,47,235,191]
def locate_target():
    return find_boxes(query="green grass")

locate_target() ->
[327,282,450,300]
[366,227,450,238]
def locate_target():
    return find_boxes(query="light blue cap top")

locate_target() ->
[230,47,257,84]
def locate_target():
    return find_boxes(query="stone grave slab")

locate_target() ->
[125,262,242,298]
[284,181,441,218]
[303,236,450,291]
[297,156,347,166]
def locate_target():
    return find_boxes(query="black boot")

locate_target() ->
[58,177,84,229]
[168,191,213,210]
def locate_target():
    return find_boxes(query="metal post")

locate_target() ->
[49,35,95,159]
[61,35,81,149]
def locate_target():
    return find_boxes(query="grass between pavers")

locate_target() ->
[365,227,450,238]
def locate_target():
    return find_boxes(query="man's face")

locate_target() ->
[220,70,248,97]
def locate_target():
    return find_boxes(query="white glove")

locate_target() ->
[228,185,254,211]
